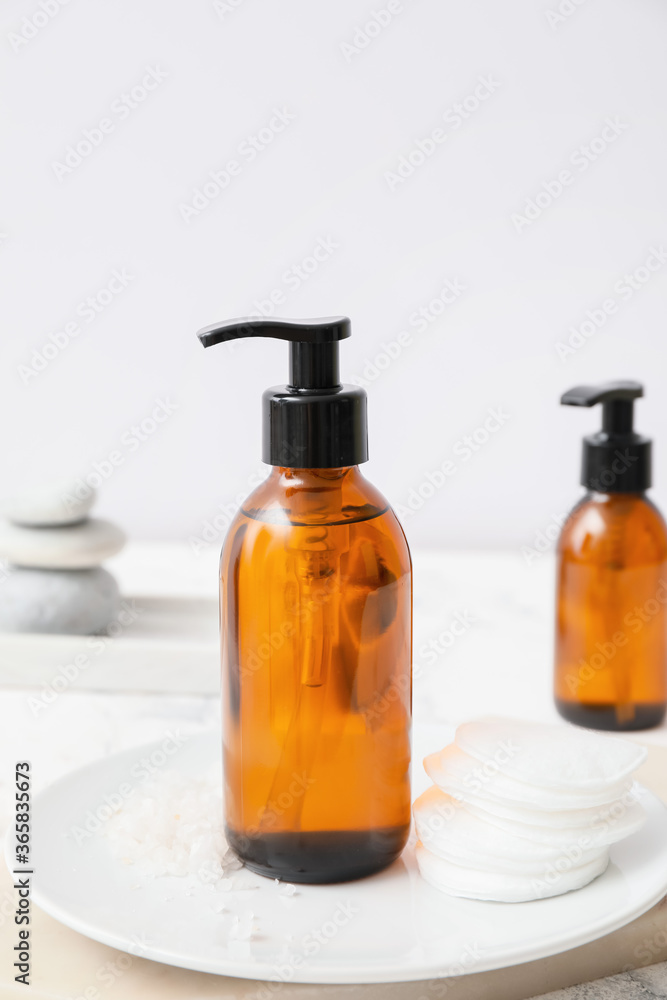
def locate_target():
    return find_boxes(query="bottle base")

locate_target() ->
[225,824,410,884]
[555,698,666,732]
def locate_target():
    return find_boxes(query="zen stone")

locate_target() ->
[0,518,125,569]
[1,480,96,526]
[0,567,121,635]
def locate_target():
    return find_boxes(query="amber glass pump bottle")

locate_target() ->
[197,316,412,883]
[555,381,667,731]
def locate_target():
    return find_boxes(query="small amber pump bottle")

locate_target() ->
[555,381,667,731]
[197,316,412,882]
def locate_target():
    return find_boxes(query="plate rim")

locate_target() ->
[11,730,667,985]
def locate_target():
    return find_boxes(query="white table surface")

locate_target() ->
[1,542,666,999]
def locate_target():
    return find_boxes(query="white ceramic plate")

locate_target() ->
[14,729,667,985]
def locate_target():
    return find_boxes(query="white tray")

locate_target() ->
[0,596,220,694]
[14,729,667,985]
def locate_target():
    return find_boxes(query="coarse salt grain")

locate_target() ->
[105,768,228,882]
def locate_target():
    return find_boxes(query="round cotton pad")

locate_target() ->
[415,842,610,902]
[424,744,632,811]
[455,718,647,790]
[429,774,643,830]
[413,786,604,875]
[462,794,647,848]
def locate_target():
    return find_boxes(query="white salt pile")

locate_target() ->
[105,768,299,923]
[106,769,231,882]
[414,718,647,903]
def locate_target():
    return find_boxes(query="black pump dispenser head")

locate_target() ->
[197,316,368,469]
[561,381,651,492]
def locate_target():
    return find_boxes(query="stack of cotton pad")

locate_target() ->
[414,718,647,902]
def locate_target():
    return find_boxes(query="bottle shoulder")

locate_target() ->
[221,470,412,579]
[240,467,394,527]
[558,492,667,564]
[221,467,411,571]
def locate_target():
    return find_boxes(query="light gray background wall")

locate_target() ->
[2,0,667,552]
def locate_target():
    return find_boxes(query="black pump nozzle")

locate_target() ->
[561,381,643,435]
[561,381,651,493]
[197,316,351,390]
[197,315,367,469]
